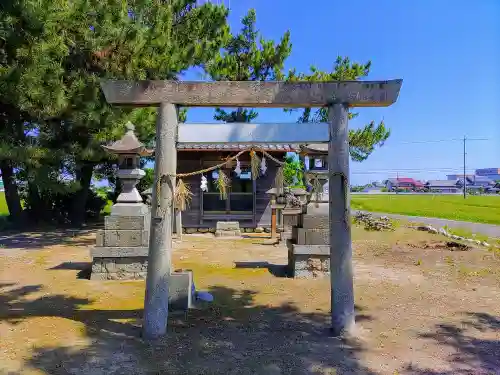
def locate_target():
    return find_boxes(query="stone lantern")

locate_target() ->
[284,143,331,279]
[102,122,153,216]
[90,122,153,281]
[301,144,329,211]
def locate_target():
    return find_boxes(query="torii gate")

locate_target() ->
[101,79,403,339]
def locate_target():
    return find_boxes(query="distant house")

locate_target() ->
[362,182,384,193]
[456,176,494,190]
[468,176,494,187]
[486,182,500,194]
[384,178,423,191]
[447,174,474,181]
[425,180,461,193]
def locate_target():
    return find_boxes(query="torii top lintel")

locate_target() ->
[100,79,403,108]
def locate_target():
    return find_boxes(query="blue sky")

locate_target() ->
[182,0,499,185]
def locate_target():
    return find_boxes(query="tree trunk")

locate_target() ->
[71,163,94,226]
[27,179,45,222]
[0,160,23,223]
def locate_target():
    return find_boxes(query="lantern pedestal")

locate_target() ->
[90,123,152,280]
[286,145,331,279]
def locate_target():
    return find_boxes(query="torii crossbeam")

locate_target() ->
[101,79,403,339]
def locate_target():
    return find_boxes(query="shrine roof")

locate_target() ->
[176,143,299,152]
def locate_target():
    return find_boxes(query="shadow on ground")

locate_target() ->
[0,229,96,250]
[403,312,500,374]
[234,261,288,277]
[49,262,93,279]
[1,282,377,375]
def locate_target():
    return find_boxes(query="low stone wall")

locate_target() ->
[91,256,148,280]
[287,243,330,278]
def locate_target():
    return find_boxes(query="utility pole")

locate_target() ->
[463,136,466,199]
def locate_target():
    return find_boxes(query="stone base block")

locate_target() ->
[292,228,329,245]
[169,270,194,311]
[216,221,240,231]
[286,243,330,279]
[91,246,149,258]
[302,215,329,230]
[90,256,148,280]
[105,214,150,230]
[215,230,242,237]
[96,229,149,247]
[110,202,150,216]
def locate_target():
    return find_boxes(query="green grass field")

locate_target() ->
[0,192,7,216]
[351,194,500,225]
[2,191,500,225]
[0,192,114,217]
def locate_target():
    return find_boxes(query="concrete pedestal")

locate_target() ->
[91,212,150,280]
[215,221,242,237]
[287,200,331,279]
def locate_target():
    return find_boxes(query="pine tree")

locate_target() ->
[204,9,291,123]
[58,0,229,225]
[0,0,71,223]
[286,57,391,162]
[1,0,230,224]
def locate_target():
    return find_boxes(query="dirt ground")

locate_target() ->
[0,225,499,375]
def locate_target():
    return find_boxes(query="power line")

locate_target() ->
[351,167,483,173]
[393,138,492,145]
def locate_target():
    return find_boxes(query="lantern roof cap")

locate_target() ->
[102,122,153,156]
[300,143,328,155]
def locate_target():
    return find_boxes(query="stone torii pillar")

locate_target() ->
[101,79,403,339]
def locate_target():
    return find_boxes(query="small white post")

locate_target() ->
[328,102,355,336]
[143,102,177,340]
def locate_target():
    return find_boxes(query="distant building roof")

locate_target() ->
[426,180,459,187]
[387,177,417,184]
[470,176,493,183]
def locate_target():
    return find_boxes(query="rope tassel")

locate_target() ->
[174,178,193,211]
[216,169,230,200]
[274,165,284,195]
[250,150,261,180]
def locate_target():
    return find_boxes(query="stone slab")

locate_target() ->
[101,79,403,108]
[215,230,241,237]
[294,228,329,245]
[292,245,330,256]
[110,203,150,216]
[216,221,240,231]
[91,246,149,258]
[169,271,193,311]
[97,229,149,247]
[105,215,149,230]
[302,215,329,230]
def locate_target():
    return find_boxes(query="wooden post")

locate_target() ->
[328,102,355,336]
[143,103,177,340]
[176,209,183,239]
[270,207,277,239]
